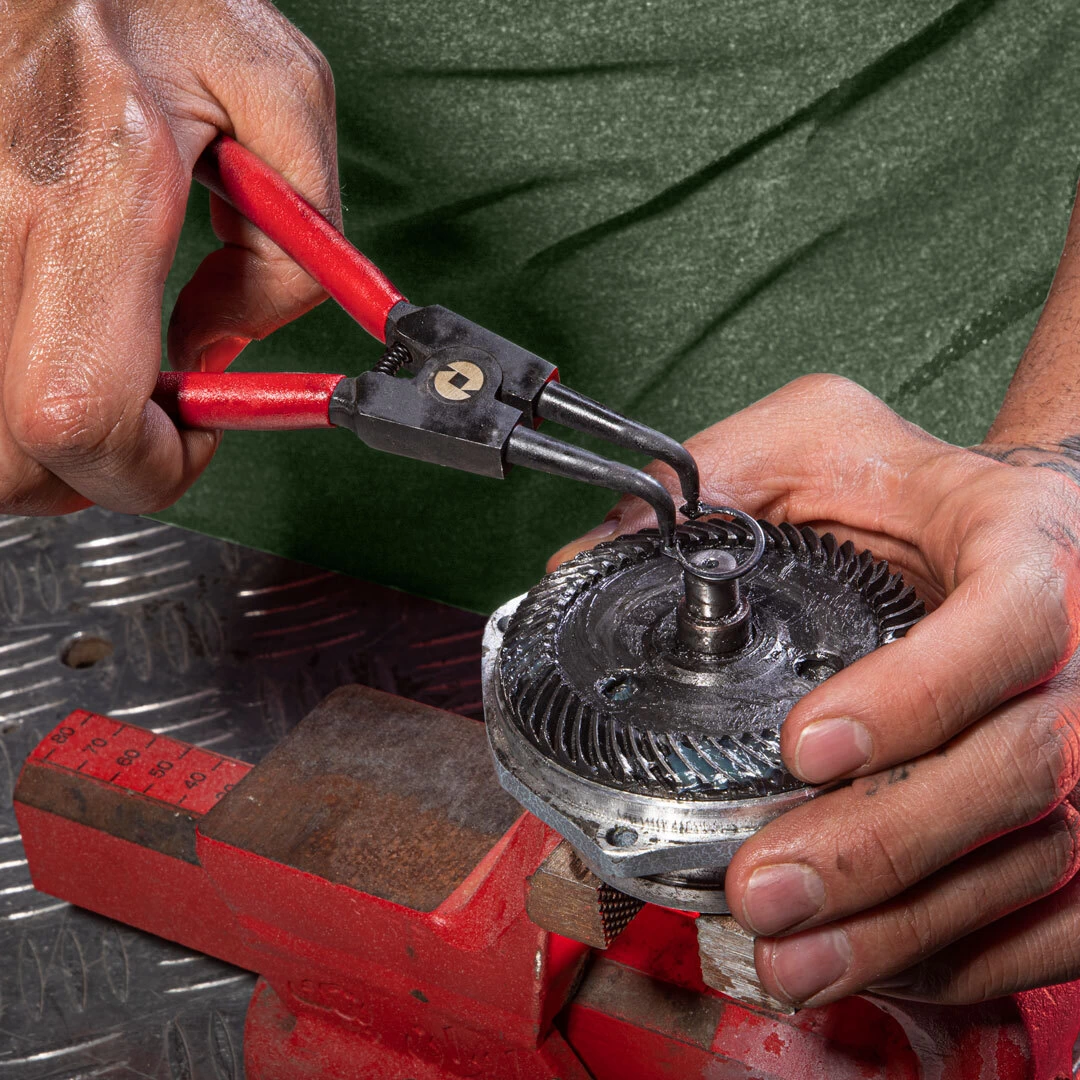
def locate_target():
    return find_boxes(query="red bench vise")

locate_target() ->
[13,685,1080,1079]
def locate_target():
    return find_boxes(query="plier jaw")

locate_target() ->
[163,136,704,549]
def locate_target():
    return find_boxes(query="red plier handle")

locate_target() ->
[194,136,404,343]
[153,135,399,430]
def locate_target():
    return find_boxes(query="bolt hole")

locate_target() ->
[597,672,638,703]
[496,615,510,634]
[795,651,842,683]
[606,826,638,848]
[60,635,114,670]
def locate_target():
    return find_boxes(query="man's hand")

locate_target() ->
[0,0,340,514]
[552,374,1080,1007]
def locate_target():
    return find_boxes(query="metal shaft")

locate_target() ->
[676,549,752,658]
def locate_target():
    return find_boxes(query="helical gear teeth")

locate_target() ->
[860,561,892,595]
[801,526,824,557]
[780,521,807,553]
[760,520,786,547]
[821,532,839,567]
[498,517,924,800]
[837,540,858,577]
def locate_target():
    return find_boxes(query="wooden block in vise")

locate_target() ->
[697,915,796,1015]
[526,841,644,948]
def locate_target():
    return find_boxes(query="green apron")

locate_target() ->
[158,0,1080,612]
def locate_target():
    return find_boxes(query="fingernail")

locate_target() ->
[768,927,852,1004]
[742,863,825,935]
[866,975,914,995]
[577,519,621,546]
[795,718,873,783]
[198,336,251,372]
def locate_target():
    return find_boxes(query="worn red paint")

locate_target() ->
[14,711,1080,1079]
[764,1032,785,1055]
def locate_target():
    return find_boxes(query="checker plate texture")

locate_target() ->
[0,507,485,1079]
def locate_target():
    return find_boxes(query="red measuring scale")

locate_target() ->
[30,710,251,813]
[16,711,263,976]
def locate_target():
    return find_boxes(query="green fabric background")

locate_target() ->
[156,0,1080,613]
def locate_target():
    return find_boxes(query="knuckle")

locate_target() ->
[302,48,335,104]
[9,378,128,468]
[282,31,335,109]
[887,902,944,962]
[776,375,906,443]
[784,373,867,404]
[990,553,1076,682]
[902,663,958,743]
[909,955,1011,1006]
[1039,807,1080,893]
[97,83,180,172]
[57,83,185,242]
[845,818,919,899]
[1055,703,1080,797]
[1015,704,1080,815]
[954,950,1027,1004]
[118,105,186,227]
[1031,571,1074,668]
[109,91,177,166]
[1026,462,1080,511]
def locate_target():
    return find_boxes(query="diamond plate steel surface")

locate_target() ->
[0,507,486,1079]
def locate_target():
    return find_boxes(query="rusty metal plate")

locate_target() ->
[0,507,485,1079]
[200,685,522,911]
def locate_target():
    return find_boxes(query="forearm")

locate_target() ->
[985,180,1080,453]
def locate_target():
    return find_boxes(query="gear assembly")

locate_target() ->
[486,509,923,913]
[14,135,1080,1080]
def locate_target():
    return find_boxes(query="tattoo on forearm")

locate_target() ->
[972,439,1080,489]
